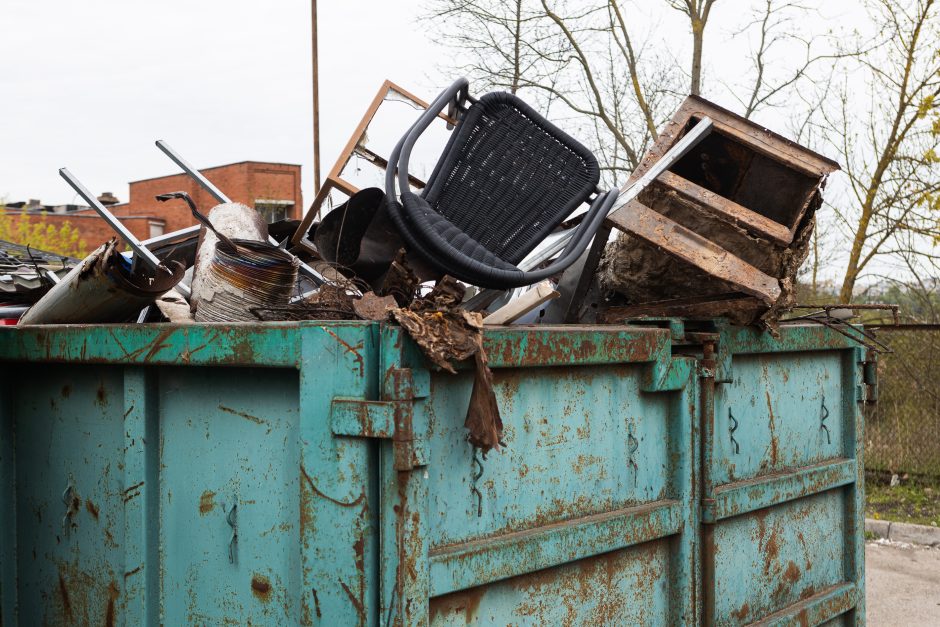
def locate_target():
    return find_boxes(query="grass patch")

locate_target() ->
[866,470,940,527]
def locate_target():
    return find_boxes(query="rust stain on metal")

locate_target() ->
[95,383,108,406]
[218,405,268,427]
[58,572,73,621]
[765,390,779,467]
[348,532,367,627]
[783,560,802,584]
[763,528,780,575]
[731,602,750,622]
[124,565,143,580]
[250,574,272,602]
[123,481,144,503]
[84,499,99,520]
[323,328,365,376]
[104,580,119,627]
[339,580,366,626]
[429,585,485,624]
[199,490,216,515]
[311,588,322,619]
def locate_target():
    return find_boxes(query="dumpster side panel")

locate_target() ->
[411,327,699,626]
[0,323,381,627]
[11,364,127,626]
[703,326,865,626]
[158,367,303,625]
[426,365,672,547]
[0,375,16,626]
[429,538,673,626]
[714,351,845,485]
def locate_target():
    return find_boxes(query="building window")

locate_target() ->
[255,200,293,224]
[149,221,165,239]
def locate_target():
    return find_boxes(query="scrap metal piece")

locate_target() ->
[154,140,328,287]
[19,239,185,325]
[598,293,765,325]
[185,201,270,316]
[154,289,195,323]
[352,292,397,321]
[183,202,299,323]
[789,303,901,326]
[58,168,190,300]
[613,200,781,303]
[312,187,404,283]
[597,96,840,326]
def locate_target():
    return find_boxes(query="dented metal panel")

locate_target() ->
[0,321,863,625]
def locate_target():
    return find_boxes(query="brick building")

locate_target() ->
[3,161,302,249]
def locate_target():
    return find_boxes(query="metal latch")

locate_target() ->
[329,367,429,470]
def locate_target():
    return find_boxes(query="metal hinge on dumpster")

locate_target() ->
[330,367,430,470]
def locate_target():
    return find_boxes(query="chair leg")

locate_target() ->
[541,224,611,323]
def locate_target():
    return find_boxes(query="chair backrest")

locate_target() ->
[421,92,600,264]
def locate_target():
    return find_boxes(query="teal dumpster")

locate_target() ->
[0,321,866,625]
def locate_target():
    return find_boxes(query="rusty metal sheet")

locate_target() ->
[656,171,794,246]
[608,200,782,304]
[0,320,865,626]
[590,94,840,328]
[700,321,865,625]
[429,539,681,626]
[19,239,184,325]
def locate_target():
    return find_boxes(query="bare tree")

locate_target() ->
[731,1,864,119]
[426,0,938,298]
[815,0,940,300]
[665,0,719,95]
[424,0,554,94]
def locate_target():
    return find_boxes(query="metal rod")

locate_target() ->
[58,168,191,298]
[155,140,228,203]
[60,168,165,270]
[311,0,321,195]
[141,224,201,248]
[155,140,327,286]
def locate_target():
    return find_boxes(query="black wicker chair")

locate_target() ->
[385,78,619,289]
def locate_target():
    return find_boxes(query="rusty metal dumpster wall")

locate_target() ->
[0,321,864,626]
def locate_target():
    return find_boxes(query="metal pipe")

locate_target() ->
[0,305,29,319]
[155,140,327,286]
[311,0,321,195]
[154,140,228,204]
[141,224,201,248]
[58,168,191,298]
[59,168,164,271]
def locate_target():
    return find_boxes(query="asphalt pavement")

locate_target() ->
[866,541,940,626]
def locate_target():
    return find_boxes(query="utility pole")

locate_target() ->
[311,0,321,195]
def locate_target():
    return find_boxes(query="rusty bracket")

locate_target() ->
[330,367,430,470]
[862,351,878,404]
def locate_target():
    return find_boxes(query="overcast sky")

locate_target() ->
[1,1,863,217]
[1,0,439,207]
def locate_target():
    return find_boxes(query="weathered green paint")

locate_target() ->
[702,323,866,626]
[0,320,864,625]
